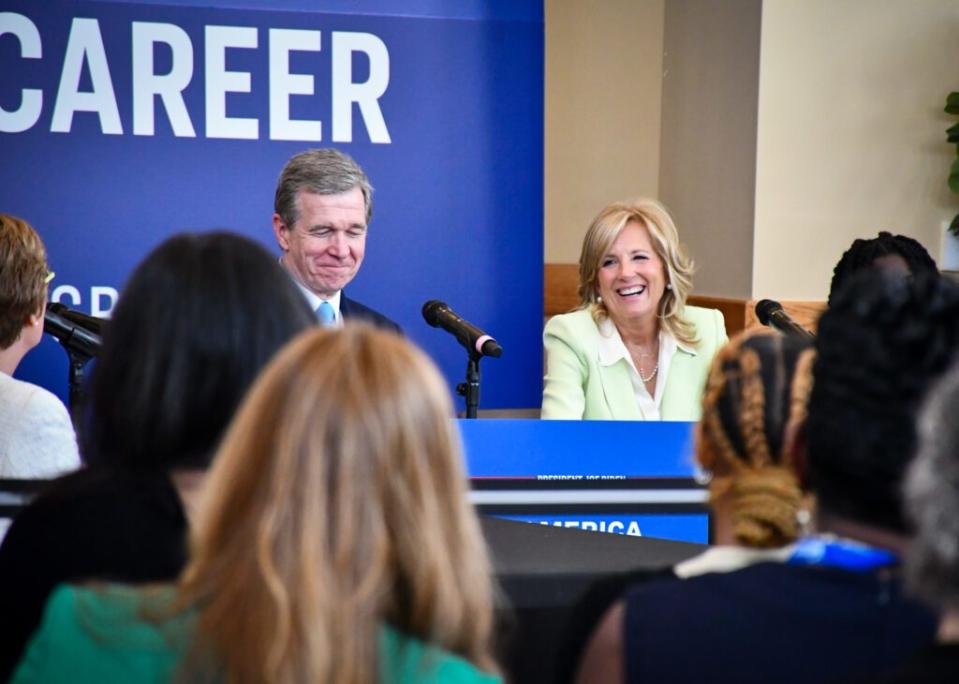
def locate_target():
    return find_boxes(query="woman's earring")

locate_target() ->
[666,283,673,291]
[796,507,812,537]
[596,294,603,303]
[693,465,712,486]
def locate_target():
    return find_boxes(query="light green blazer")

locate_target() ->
[541,306,727,420]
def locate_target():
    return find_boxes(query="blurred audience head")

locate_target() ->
[807,270,959,533]
[0,214,49,354]
[577,198,695,342]
[82,231,314,470]
[905,361,959,613]
[177,325,496,683]
[696,328,815,548]
[828,231,937,305]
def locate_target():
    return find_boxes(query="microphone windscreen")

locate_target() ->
[755,299,783,326]
[422,300,446,327]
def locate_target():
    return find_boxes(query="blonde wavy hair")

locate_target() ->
[173,326,498,683]
[577,198,697,347]
[696,328,815,548]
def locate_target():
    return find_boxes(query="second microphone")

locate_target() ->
[422,301,503,358]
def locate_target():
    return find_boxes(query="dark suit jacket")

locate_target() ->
[340,294,402,333]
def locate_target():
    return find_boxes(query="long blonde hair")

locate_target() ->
[174,326,497,683]
[577,198,697,346]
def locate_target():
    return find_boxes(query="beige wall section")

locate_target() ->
[659,0,762,298]
[754,0,959,300]
[544,0,665,264]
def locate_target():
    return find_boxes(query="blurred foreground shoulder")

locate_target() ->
[381,627,502,683]
[10,583,184,684]
[575,599,625,684]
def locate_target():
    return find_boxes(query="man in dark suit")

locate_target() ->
[271,148,400,332]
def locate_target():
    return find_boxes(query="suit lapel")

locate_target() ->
[661,347,698,418]
[340,293,359,321]
[597,360,643,420]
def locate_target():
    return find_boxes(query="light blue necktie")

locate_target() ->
[317,301,336,328]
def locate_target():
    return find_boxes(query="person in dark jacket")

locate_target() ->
[272,147,401,331]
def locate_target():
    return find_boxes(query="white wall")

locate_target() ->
[546,0,959,301]
[545,0,665,263]
[753,0,959,300]
[659,0,762,298]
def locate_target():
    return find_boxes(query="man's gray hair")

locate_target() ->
[274,148,373,228]
[905,360,959,611]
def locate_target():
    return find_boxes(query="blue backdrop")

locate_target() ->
[1,0,544,412]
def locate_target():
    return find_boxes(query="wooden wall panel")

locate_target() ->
[687,295,746,338]
[544,263,580,316]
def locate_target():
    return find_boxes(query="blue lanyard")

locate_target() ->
[787,536,898,572]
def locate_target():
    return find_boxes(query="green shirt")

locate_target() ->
[12,584,500,684]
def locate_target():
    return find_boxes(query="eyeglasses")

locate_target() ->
[44,271,55,284]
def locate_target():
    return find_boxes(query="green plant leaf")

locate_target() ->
[951,158,959,194]
[951,214,959,237]
[950,122,959,143]
[948,91,959,115]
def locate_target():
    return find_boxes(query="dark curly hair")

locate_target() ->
[807,270,959,533]
[827,231,937,305]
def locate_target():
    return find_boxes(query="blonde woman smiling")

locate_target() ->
[542,199,726,420]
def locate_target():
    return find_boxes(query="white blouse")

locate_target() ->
[596,318,692,420]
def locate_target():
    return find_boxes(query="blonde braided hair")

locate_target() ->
[696,328,815,548]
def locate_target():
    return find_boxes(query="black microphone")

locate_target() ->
[43,307,102,358]
[422,300,502,358]
[47,302,106,336]
[755,299,815,340]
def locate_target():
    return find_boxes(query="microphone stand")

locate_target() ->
[43,309,100,427]
[456,350,483,419]
[65,349,92,426]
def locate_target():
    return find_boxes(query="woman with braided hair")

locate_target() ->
[575,271,956,684]
[692,327,815,556]
[556,328,814,683]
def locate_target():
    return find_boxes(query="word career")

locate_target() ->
[0,12,391,143]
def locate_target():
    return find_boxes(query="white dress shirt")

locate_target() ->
[596,318,694,420]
